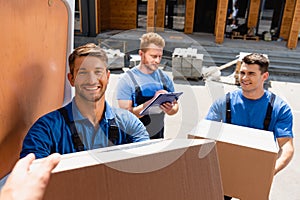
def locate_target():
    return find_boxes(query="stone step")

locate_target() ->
[75,35,300,75]
[195,46,300,75]
[201,54,300,66]
[199,46,300,59]
[202,57,300,75]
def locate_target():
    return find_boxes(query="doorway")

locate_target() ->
[137,0,148,28]
[165,0,185,31]
[193,0,217,33]
[257,0,285,38]
[225,0,250,37]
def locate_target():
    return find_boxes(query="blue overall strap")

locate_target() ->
[127,70,139,88]
[58,107,85,152]
[225,92,231,124]
[225,92,276,130]
[263,93,276,131]
[59,108,121,149]
[108,118,120,146]
[126,70,140,107]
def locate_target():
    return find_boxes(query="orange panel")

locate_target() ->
[279,0,294,39]
[184,0,196,33]
[147,0,156,28]
[287,0,300,49]
[0,0,68,178]
[215,0,229,43]
[156,0,166,28]
[248,0,261,28]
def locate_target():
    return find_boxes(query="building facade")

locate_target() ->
[75,0,300,49]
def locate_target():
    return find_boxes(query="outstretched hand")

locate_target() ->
[0,153,61,200]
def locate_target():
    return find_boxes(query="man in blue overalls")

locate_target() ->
[206,53,294,199]
[20,43,149,159]
[117,32,179,139]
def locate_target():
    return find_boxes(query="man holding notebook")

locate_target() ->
[116,32,179,139]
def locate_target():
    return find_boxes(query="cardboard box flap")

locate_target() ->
[32,138,216,173]
[189,119,279,153]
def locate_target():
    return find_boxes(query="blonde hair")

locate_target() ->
[140,32,165,51]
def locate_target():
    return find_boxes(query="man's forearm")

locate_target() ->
[274,138,294,175]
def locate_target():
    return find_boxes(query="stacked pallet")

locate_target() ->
[103,49,125,69]
[231,31,259,41]
[172,48,203,80]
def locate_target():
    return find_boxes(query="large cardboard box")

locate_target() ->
[32,139,224,200]
[188,120,278,200]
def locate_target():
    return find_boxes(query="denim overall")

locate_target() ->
[127,69,169,139]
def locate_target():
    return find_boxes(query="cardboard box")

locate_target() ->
[33,139,224,200]
[188,120,278,200]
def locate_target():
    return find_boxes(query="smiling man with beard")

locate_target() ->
[205,53,294,200]
[20,43,149,159]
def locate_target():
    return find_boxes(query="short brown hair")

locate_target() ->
[139,32,165,51]
[68,43,108,75]
[242,53,269,74]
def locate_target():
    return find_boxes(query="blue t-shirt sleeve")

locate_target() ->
[116,73,135,100]
[205,96,226,122]
[115,109,150,142]
[272,99,294,138]
[20,110,73,159]
[20,116,54,159]
[164,73,175,92]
